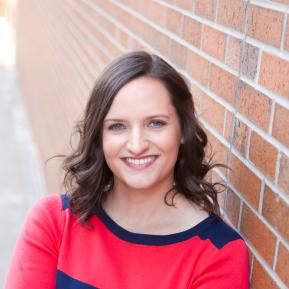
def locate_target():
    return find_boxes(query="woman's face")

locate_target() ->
[102,77,182,192]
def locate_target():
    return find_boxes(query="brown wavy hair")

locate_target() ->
[53,50,229,223]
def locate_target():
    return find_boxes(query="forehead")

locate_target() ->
[105,77,176,118]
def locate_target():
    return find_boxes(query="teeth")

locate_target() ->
[126,156,156,165]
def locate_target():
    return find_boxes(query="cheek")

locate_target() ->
[102,134,125,159]
[153,131,181,155]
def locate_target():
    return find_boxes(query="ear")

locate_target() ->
[180,137,184,144]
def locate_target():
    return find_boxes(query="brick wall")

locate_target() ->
[12,0,289,288]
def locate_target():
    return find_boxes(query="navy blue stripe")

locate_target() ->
[94,205,243,248]
[56,270,99,289]
[198,218,243,249]
[61,193,69,210]
[61,193,243,248]
[95,205,217,246]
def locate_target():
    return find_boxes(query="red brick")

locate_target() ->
[272,104,289,148]
[226,36,241,71]
[182,16,202,48]
[169,40,187,69]
[232,117,250,157]
[251,258,280,289]
[151,31,171,56]
[201,93,226,133]
[116,28,129,47]
[187,50,209,86]
[135,18,153,42]
[146,2,167,27]
[210,64,236,103]
[236,81,271,130]
[225,188,241,227]
[284,16,289,52]
[259,52,289,99]
[113,3,132,28]
[262,186,289,241]
[241,43,259,80]
[247,5,283,47]
[175,0,193,11]
[139,0,157,14]
[224,110,233,141]
[202,25,226,61]
[131,39,145,51]
[146,29,161,52]
[276,242,289,287]
[278,153,289,195]
[229,154,261,209]
[120,0,137,11]
[217,0,245,32]
[272,0,289,3]
[195,0,216,20]
[249,132,278,180]
[204,167,213,184]
[211,170,227,208]
[69,4,111,63]
[166,8,182,35]
[205,130,229,175]
[241,204,276,267]
[190,83,205,113]
[248,249,254,274]
[69,13,100,66]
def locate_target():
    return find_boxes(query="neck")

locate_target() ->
[102,178,177,227]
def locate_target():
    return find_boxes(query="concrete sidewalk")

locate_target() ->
[0,18,46,287]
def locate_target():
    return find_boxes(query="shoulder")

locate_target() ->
[190,216,250,288]
[194,215,250,275]
[35,193,62,207]
[201,214,246,250]
[28,193,63,217]
[23,193,65,233]
[15,194,66,253]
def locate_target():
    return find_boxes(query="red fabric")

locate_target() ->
[4,194,250,289]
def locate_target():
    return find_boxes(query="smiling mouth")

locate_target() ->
[122,156,158,170]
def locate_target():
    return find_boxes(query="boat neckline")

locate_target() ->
[94,205,217,246]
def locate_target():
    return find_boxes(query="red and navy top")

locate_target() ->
[4,194,250,289]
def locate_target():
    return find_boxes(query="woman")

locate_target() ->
[4,51,250,289]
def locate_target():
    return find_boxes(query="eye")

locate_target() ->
[108,123,126,131]
[148,120,167,128]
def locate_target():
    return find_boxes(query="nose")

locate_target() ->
[126,126,149,155]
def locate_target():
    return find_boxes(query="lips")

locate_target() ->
[121,155,158,170]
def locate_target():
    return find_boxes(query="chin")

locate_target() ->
[123,178,157,190]
[126,182,155,190]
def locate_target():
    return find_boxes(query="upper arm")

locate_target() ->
[189,239,250,289]
[3,194,63,289]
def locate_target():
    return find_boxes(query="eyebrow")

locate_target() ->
[104,114,171,122]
